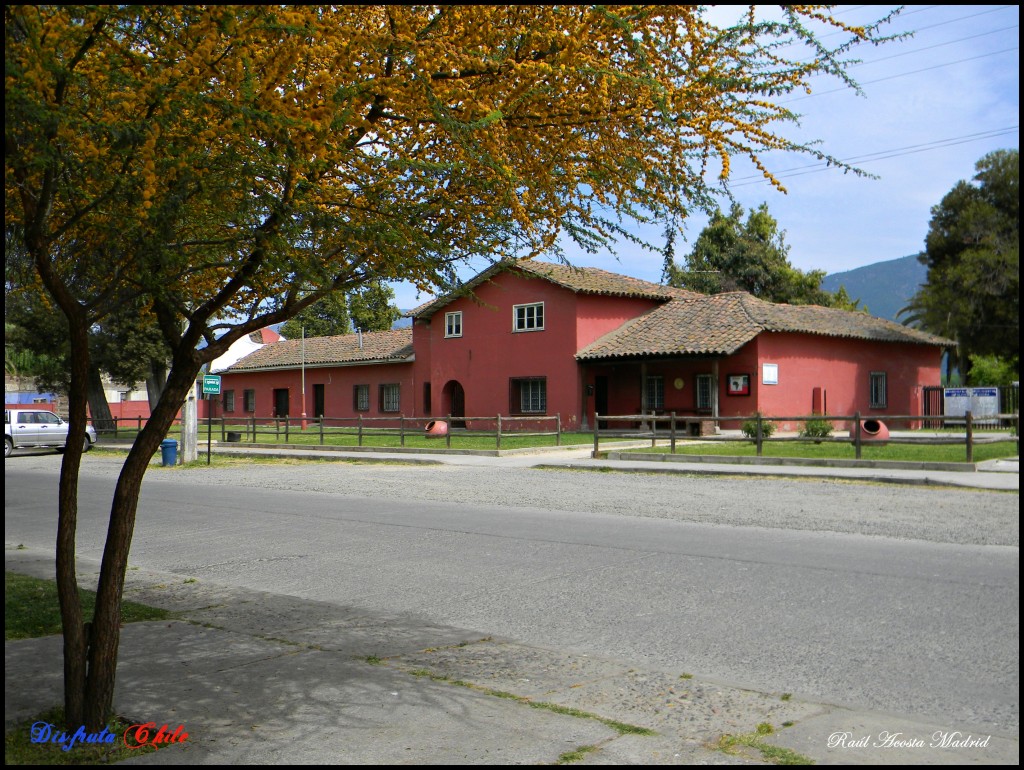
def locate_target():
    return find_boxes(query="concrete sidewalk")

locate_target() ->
[6,548,1019,765]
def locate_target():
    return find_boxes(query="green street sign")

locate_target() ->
[202,374,222,395]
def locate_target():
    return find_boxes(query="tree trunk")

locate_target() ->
[87,365,115,432]
[80,358,200,728]
[58,322,91,728]
[146,359,168,412]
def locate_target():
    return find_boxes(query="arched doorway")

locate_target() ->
[443,380,466,428]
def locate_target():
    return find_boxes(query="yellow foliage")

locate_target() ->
[7,4,896,325]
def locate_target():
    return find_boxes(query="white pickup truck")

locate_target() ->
[4,409,98,458]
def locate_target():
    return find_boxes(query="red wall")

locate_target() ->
[414,273,662,430]
[218,362,415,421]
[748,333,941,429]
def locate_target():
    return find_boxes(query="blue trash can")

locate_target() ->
[160,438,178,466]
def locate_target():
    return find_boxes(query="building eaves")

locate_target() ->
[577,292,953,361]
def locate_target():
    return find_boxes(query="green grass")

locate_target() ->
[625,438,1017,464]
[5,572,171,641]
[714,723,814,765]
[98,426,620,451]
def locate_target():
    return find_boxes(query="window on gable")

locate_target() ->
[445,311,462,338]
[354,384,370,412]
[510,377,546,414]
[870,372,887,408]
[379,383,400,413]
[513,302,544,332]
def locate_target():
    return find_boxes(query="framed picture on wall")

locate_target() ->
[727,374,750,396]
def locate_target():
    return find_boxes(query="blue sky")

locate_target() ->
[389,4,1019,310]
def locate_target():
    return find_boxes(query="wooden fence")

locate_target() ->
[592,411,1020,463]
[93,413,563,450]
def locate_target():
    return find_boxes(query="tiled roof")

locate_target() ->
[410,259,700,318]
[226,328,413,370]
[577,292,952,360]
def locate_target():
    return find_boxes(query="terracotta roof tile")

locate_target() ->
[410,259,699,318]
[227,328,413,370]
[577,293,952,360]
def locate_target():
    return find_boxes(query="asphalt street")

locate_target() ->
[5,450,1018,749]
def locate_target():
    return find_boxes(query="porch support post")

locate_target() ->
[712,359,720,420]
[640,360,649,429]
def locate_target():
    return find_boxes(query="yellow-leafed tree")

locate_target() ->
[5,5,901,728]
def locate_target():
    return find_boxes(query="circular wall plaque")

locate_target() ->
[674,378,684,390]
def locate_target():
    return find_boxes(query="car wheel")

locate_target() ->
[4,438,12,458]
[83,436,93,452]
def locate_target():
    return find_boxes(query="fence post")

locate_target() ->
[556,414,561,446]
[670,412,677,454]
[137,415,142,432]
[358,415,363,447]
[756,413,763,457]
[250,416,256,442]
[446,414,451,449]
[593,413,600,458]
[496,414,502,450]
[285,417,290,443]
[966,410,974,463]
[319,416,324,445]
[854,411,862,460]
[220,417,225,443]
[400,416,406,447]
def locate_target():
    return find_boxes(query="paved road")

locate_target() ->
[4,452,1019,741]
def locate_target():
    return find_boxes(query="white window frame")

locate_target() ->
[379,383,400,413]
[870,372,888,409]
[445,311,463,338]
[513,302,545,332]
[696,374,714,411]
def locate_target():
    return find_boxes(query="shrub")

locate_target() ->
[741,414,777,439]
[801,416,834,438]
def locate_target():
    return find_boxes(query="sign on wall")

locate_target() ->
[943,387,999,421]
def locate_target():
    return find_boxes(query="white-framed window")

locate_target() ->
[222,389,235,413]
[354,384,370,411]
[511,377,546,413]
[762,363,779,385]
[243,389,256,413]
[696,374,714,411]
[870,372,887,408]
[445,311,463,338]
[513,302,544,332]
[645,375,664,411]
[379,383,400,413]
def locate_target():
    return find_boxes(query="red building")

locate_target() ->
[220,260,950,431]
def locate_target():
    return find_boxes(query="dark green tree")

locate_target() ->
[349,282,402,333]
[279,294,351,340]
[904,149,1019,379]
[665,203,863,309]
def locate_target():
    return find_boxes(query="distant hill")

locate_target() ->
[822,254,927,321]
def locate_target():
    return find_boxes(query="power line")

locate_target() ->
[728,127,1019,187]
